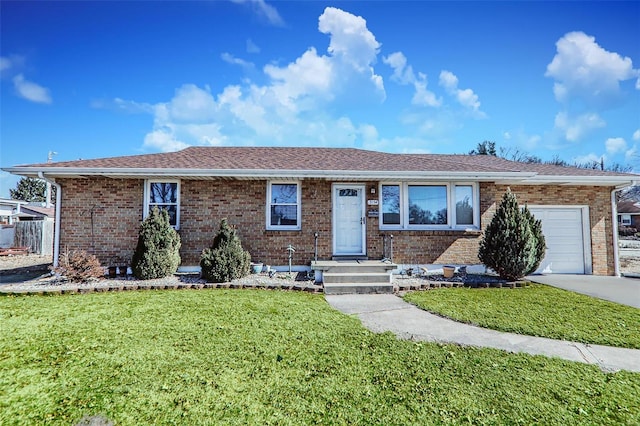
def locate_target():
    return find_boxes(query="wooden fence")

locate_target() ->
[14,221,54,255]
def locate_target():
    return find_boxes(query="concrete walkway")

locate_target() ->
[325,294,640,373]
[527,274,640,308]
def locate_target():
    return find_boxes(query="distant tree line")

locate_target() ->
[468,140,633,173]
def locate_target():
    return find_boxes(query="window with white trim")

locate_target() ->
[621,214,632,225]
[144,180,180,228]
[267,182,301,230]
[380,182,478,230]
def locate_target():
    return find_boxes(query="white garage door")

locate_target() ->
[529,207,589,274]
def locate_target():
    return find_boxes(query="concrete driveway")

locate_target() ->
[527,274,640,308]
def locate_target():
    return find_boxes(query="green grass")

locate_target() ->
[404,284,640,349]
[1,290,639,425]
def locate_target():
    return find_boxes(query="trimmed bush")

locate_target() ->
[618,225,638,237]
[131,207,181,280]
[478,189,546,280]
[200,218,251,283]
[54,249,104,282]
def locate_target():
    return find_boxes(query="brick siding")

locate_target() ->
[57,177,617,275]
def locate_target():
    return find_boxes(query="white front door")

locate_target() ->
[333,184,366,256]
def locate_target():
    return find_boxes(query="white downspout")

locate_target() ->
[611,182,637,277]
[38,172,61,267]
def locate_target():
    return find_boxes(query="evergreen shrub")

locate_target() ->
[200,218,251,283]
[131,207,181,280]
[478,189,546,280]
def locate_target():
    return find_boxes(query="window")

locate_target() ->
[454,185,474,226]
[145,180,180,228]
[267,182,301,230]
[379,182,478,230]
[408,185,447,225]
[381,184,401,226]
[621,214,632,225]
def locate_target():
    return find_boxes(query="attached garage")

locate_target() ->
[529,206,592,274]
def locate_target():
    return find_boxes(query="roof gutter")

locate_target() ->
[611,181,637,277]
[38,172,61,267]
[0,166,543,181]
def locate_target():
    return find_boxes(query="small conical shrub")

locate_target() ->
[131,207,181,280]
[522,205,546,275]
[200,218,251,283]
[478,189,546,280]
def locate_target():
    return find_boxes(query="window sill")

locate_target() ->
[379,227,481,235]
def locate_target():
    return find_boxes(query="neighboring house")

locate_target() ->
[3,147,638,275]
[617,201,640,229]
[0,198,27,225]
[13,204,55,222]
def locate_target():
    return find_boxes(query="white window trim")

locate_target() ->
[379,181,479,231]
[143,179,181,229]
[380,183,403,229]
[266,181,301,231]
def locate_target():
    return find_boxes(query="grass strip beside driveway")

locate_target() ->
[404,284,640,349]
[1,290,639,425]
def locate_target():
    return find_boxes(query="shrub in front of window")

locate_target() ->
[200,218,251,283]
[131,207,181,280]
[619,225,638,237]
[54,249,104,282]
[478,189,546,280]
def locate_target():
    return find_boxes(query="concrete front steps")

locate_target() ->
[312,260,397,294]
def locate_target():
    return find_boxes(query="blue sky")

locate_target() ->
[1,1,639,197]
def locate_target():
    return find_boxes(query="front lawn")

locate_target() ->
[404,284,640,349]
[1,290,639,425]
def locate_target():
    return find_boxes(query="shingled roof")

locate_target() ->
[4,146,638,186]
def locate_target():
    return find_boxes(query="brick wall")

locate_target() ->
[57,177,617,275]
[58,177,142,265]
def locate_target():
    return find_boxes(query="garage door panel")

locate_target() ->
[530,207,587,274]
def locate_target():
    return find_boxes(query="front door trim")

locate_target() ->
[332,183,366,256]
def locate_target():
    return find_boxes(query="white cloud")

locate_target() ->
[12,74,52,104]
[143,129,189,152]
[383,52,440,107]
[125,8,398,153]
[412,73,441,107]
[625,145,637,161]
[383,51,413,84]
[438,70,485,117]
[554,111,605,142]
[0,57,11,72]
[438,70,458,92]
[605,137,627,154]
[633,129,640,141]
[264,48,334,111]
[318,7,384,95]
[573,153,602,165]
[221,52,255,71]
[230,0,284,27]
[246,38,260,54]
[0,54,24,75]
[546,31,640,107]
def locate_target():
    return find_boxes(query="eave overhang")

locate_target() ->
[2,166,637,187]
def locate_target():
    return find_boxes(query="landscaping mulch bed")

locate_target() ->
[0,271,324,295]
[394,273,529,292]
